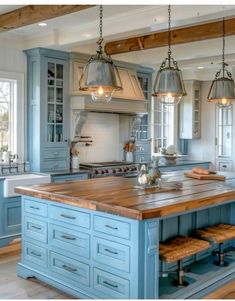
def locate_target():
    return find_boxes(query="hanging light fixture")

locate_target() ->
[208,18,235,106]
[152,5,186,105]
[79,5,122,103]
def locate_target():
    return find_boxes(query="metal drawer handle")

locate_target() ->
[104,248,118,255]
[53,163,59,167]
[105,224,118,230]
[31,225,42,230]
[53,152,59,156]
[60,214,76,220]
[31,251,42,257]
[103,280,118,288]
[222,165,227,168]
[61,234,76,241]
[62,264,77,272]
[29,206,40,210]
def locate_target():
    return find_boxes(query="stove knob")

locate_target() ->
[94,170,99,174]
[112,169,116,173]
[118,168,122,172]
[101,170,105,174]
[105,169,109,173]
[123,168,127,172]
[126,167,130,171]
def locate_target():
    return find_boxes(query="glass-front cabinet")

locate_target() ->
[47,60,66,144]
[26,48,69,172]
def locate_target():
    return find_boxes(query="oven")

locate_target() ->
[80,161,138,178]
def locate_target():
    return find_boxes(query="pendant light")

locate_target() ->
[152,5,186,105]
[208,18,235,106]
[79,5,122,103]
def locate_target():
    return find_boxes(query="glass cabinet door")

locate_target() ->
[47,61,65,143]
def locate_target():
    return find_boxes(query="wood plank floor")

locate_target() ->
[0,241,235,299]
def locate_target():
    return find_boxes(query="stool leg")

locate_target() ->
[172,260,189,287]
[214,243,229,267]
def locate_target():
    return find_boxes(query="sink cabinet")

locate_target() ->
[0,179,21,247]
[25,48,70,172]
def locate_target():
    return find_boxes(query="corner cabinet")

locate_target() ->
[25,48,70,172]
[179,80,202,139]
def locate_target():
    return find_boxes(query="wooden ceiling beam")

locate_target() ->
[105,18,235,55]
[0,5,95,32]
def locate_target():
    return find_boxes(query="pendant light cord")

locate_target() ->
[168,5,172,65]
[97,5,104,54]
[222,17,225,77]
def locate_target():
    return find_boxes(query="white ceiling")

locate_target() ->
[1,4,235,74]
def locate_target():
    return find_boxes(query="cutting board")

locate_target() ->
[184,172,225,181]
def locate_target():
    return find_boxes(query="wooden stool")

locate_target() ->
[159,236,210,287]
[195,223,235,267]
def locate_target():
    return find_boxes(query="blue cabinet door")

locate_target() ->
[3,197,21,234]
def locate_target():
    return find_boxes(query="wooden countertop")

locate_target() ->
[15,172,235,220]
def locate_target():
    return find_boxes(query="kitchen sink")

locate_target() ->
[3,173,51,197]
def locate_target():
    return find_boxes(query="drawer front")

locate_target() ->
[23,241,47,268]
[218,161,233,171]
[94,215,130,240]
[24,216,47,243]
[24,198,48,217]
[43,148,68,159]
[42,160,69,171]
[135,142,151,154]
[52,173,88,183]
[93,237,130,272]
[93,268,129,299]
[49,224,90,259]
[50,251,90,287]
[134,154,151,163]
[49,205,90,229]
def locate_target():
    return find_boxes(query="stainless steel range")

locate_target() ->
[80,161,138,178]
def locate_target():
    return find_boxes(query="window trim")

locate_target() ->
[0,71,25,161]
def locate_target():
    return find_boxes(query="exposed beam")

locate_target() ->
[105,18,235,55]
[0,5,95,32]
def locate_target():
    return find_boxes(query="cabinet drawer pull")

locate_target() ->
[31,225,42,230]
[61,234,76,241]
[29,206,40,210]
[62,264,77,272]
[60,214,76,220]
[53,152,59,156]
[104,248,118,255]
[103,280,118,288]
[222,165,227,168]
[105,224,118,230]
[31,251,42,257]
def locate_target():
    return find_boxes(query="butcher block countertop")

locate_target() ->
[15,172,235,220]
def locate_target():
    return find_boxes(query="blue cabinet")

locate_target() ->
[25,48,70,172]
[51,173,89,183]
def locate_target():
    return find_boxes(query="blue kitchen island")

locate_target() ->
[16,172,235,299]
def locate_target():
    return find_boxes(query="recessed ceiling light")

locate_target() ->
[197,66,204,69]
[38,22,47,27]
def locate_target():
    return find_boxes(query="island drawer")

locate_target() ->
[24,216,47,243]
[93,236,130,272]
[24,198,48,217]
[49,224,90,259]
[23,241,47,268]
[93,215,130,240]
[93,268,129,299]
[50,251,90,287]
[49,206,90,229]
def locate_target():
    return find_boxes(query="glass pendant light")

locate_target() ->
[79,5,122,102]
[208,18,235,106]
[152,5,186,105]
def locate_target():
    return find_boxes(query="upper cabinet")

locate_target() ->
[179,80,202,139]
[25,48,70,172]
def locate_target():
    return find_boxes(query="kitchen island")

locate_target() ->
[16,172,235,299]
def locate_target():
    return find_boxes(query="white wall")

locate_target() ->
[187,81,216,167]
[73,112,123,163]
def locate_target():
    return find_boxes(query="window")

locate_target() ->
[151,98,176,154]
[216,104,232,158]
[0,72,24,160]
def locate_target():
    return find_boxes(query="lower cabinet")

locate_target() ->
[19,197,138,299]
[51,173,89,183]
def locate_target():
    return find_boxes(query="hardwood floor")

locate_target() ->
[0,240,235,299]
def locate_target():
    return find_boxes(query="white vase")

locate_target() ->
[71,156,80,169]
